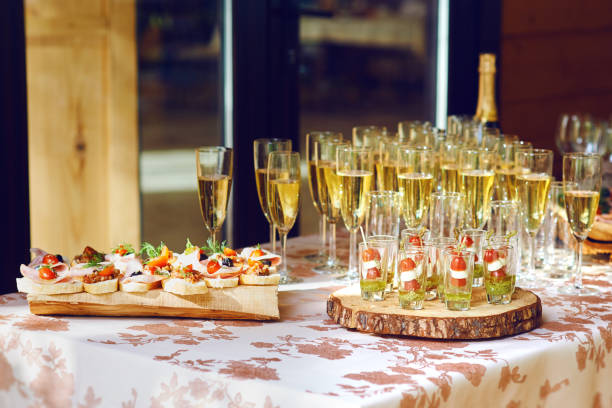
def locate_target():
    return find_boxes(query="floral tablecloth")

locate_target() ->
[1,234,612,408]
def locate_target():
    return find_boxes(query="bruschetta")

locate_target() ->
[17,249,83,294]
[239,246,281,285]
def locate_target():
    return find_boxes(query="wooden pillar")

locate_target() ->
[25,0,139,258]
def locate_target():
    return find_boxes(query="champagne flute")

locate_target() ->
[266,151,302,284]
[494,139,517,200]
[196,147,233,245]
[559,153,601,296]
[376,139,401,191]
[459,149,496,229]
[353,125,386,190]
[398,146,434,228]
[516,149,553,287]
[441,141,461,193]
[314,139,349,273]
[254,139,292,252]
[305,131,342,263]
[337,146,374,280]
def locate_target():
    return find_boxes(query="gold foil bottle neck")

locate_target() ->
[478,53,496,74]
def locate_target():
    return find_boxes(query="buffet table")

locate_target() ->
[1,235,612,407]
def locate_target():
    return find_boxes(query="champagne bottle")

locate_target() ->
[474,53,499,128]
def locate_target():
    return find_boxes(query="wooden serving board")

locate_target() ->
[28,286,279,320]
[327,286,541,339]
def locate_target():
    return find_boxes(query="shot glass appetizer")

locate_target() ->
[397,248,427,309]
[484,243,516,304]
[400,227,429,250]
[359,242,387,301]
[425,237,455,301]
[443,248,475,311]
[458,229,485,287]
[367,235,398,293]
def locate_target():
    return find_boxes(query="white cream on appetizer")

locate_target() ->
[106,253,143,277]
[172,250,205,273]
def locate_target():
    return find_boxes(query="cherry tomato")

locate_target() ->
[490,268,506,279]
[98,265,115,277]
[483,249,498,263]
[408,236,422,246]
[42,254,59,265]
[362,248,381,262]
[450,277,467,287]
[207,260,221,274]
[365,267,381,280]
[403,280,420,291]
[38,267,56,280]
[450,256,467,271]
[461,236,474,248]
[224,247,237,257]
[251,249,265,258]
[399,258,416,272]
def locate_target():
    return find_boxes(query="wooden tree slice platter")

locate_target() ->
[28,286,279,320]
[327,286,542,339]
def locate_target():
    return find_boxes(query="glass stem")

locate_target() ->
[528,232,536,276]
[320,215,327,253]
[348,230,357,276]
[329,222,337,266]
[280,232,288,276]
[574,239,583,289]
[270,224,276,253]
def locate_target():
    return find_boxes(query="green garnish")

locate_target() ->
[184,238,198,254]
[112,243,135,255]
[201,238,226,255]
[85,252,104,267]
[139,242,164,259]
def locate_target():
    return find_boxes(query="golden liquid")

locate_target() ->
[316,161,342,223]
[516,173,551,232]
[307,161,322,214]
[268,179,300,233]
[398,172,433,228]
[198,175,232,233]
[441,164,459,193]
[255,168,271,222]
[375,162,398,191]
[565,190,599,239]
[460,169,495,228]
[339,170,374,230]
[495,168,516,201]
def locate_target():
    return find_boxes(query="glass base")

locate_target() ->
[558,285,599,296]
[425,289,437,301]
[312,262,347,274]
[486,292,512,304]
[385,282,394,294]
[545,268,571,280]
[445,299,470,311]
[304,252,327,263]
[361,289,385,301]
[279,274,303,285]
[472,277,484,288]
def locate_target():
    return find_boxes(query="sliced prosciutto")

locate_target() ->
[172,249,205,273]
[121,273,165,284]
[106,252,144,277]
[199,259,243,279]
[20,248,70,284]
[239,247,281,266]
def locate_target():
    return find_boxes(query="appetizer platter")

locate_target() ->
[18,240,281,320]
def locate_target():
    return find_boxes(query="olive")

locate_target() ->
[132,271,143,276]
[222,257,233,267]
[199,250,208,261]
[56,254,64,263]
[262,259,272,266]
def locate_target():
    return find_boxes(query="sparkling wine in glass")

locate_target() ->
[196,147,233,245]
[305,131,342,263]
[459,148,496,229]
[515,148,553,287]
[398,146,434,229]
[267,151,302,284]
[254,138,292,252]
[559,153,601,296]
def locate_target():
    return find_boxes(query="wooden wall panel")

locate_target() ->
[25,0,139,258]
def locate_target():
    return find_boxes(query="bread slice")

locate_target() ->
[16,277,83,295]
[588,220,612,242]
[83,278,118,294]
[205,277,239,288]
[119,279,163,293]
[162,278,208,295]
[239,274,280,286]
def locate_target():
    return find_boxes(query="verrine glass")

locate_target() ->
[560,153,601,296]
[397,247,427,309]
[483,243,516,304]
[266,151,301,284]
[254,139,292,252]
[196,147,233,245]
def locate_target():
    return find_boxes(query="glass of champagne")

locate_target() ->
[559,153,601,296]
[441,141,461,193]
[266,151,302,284]
[516,149,553,286]
[459,149,496,229]
[376,140,401,191]
[254,139,292,252]
[353,126,386,190]
[314,139,349,273]
[196,147,233,245]
[305,132,342,263]
[398,147,434,229]
[337,145,374,280]
[494,139,517,200]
